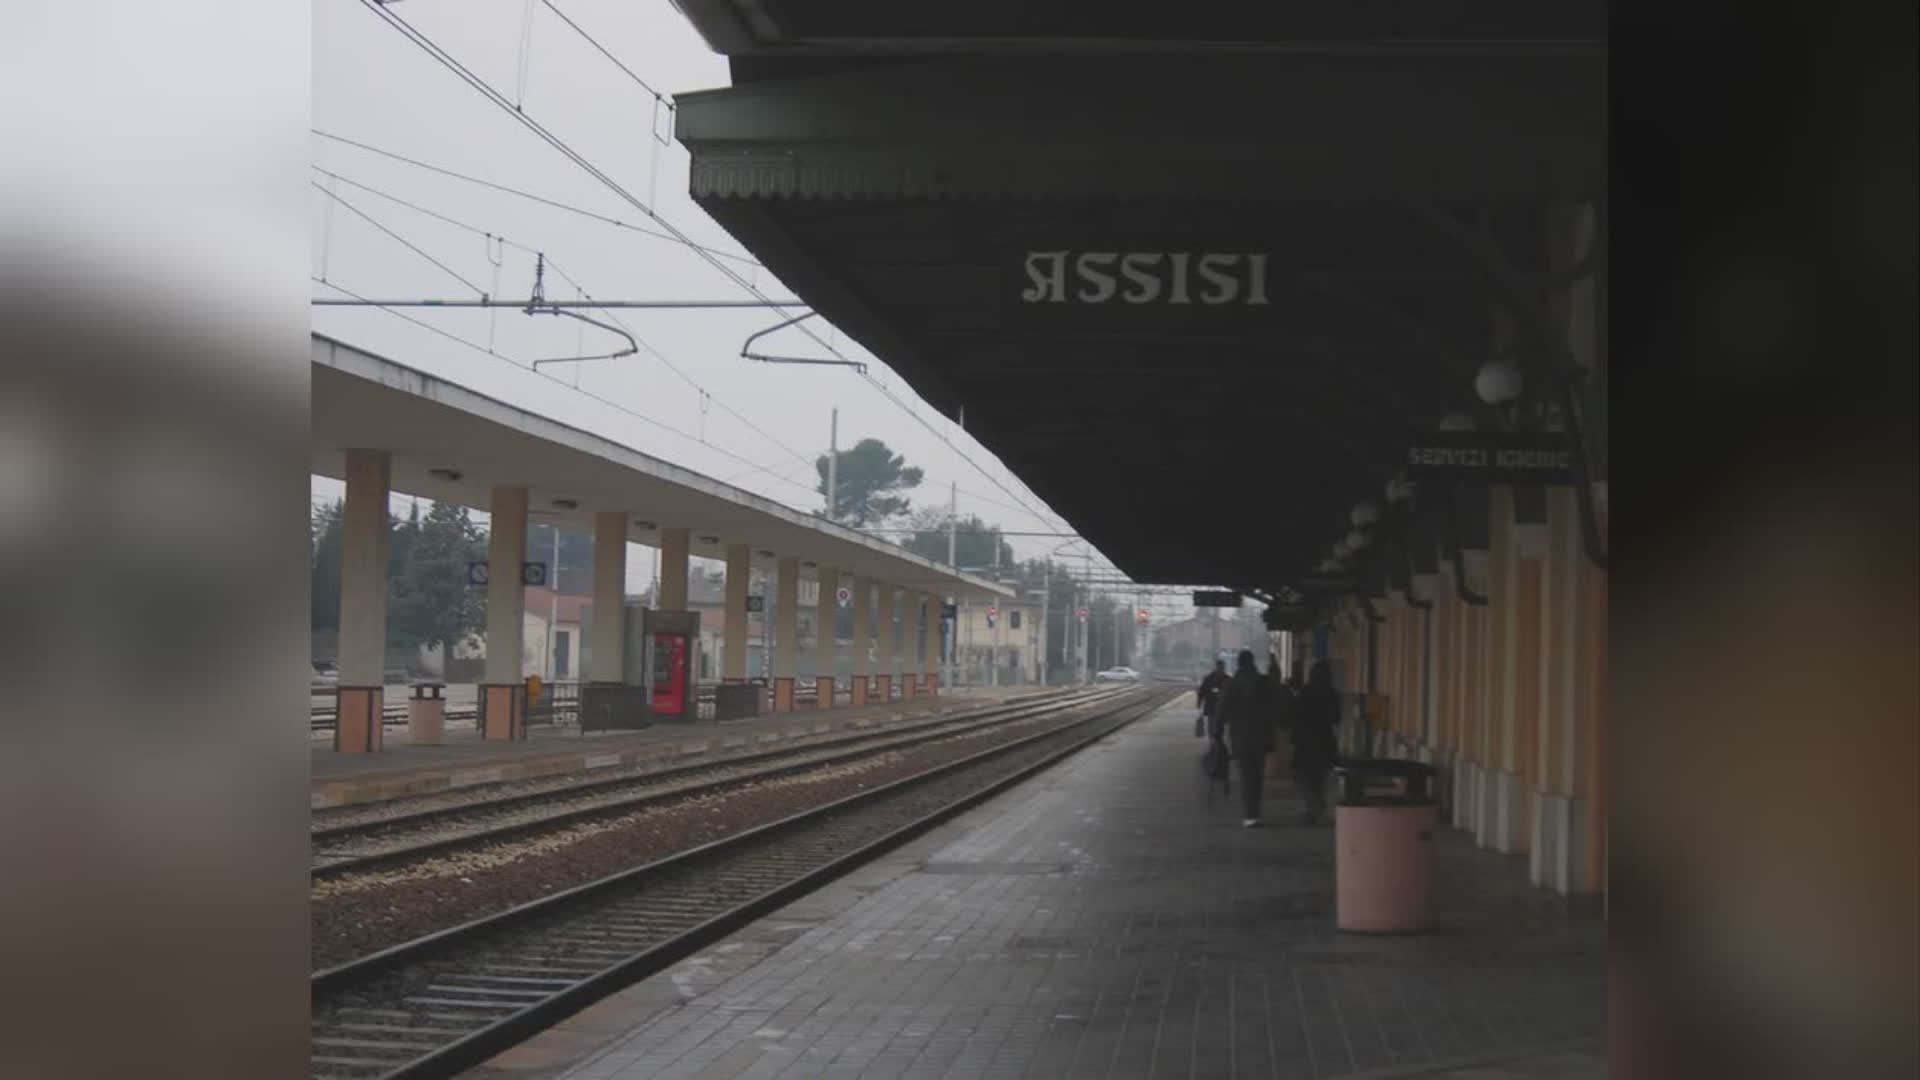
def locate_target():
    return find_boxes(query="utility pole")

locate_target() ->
[547,525,561,680]
[988,528,1000,687]
[824,407,838,522]
[946,481,959,687]
[1040,560,1051,687]
[1082,550,1093,682]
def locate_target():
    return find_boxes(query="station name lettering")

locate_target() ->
[1407,447,1573,471]
[1020,251,1271,307]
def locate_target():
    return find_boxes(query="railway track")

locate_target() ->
[309,684,1176,1079]
[310,686,1116,878]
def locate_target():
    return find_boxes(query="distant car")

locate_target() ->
[311,660,339,688]
[1095,666,1141,682]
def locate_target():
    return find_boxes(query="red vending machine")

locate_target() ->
[644,609,701,721]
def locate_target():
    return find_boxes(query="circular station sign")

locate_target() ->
[1076,607,1089,620]
[835,586,852,606]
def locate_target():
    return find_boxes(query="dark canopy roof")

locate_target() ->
[671,13,1605,589]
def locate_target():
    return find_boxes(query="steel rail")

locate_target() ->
[309,687,1116,878]
[309,686,1174,1078]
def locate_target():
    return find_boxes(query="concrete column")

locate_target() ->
[773,555,799,711]
[850,576,871,705]
[871,584,894,702]
[891,586,909,698]
[723,543,749,681]
[334,449,390,754]
[481,486,528,740]
[1532,487,1580,889]
[1513,517,1549,857]
[813,565,838,707]
[657,527,690,611]
[1571,486,1608,895]
[921,592,940,695]
[590,512,626,684]
[1462,550,1492,841]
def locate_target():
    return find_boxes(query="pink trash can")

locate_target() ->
[1333,761,1439,933]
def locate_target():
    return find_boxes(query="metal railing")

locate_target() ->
[309,682,580,733]
[312,675,937,733]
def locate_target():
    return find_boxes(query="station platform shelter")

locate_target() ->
[312,334,1012,756]
[666,5,1609,905]
[462,698,1604,1080]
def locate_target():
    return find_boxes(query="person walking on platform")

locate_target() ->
[1195,659,1229,738]
[1264,658,1297,782]
[1219,650,1272,826]
[1291,660,1341,825]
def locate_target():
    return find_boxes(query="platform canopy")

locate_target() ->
[312,334,1012,600]
[669,3,1605,591]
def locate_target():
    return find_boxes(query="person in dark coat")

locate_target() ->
[1218,650,1272,826]
[1291,660,1341,824]
[1195,659,1229,738]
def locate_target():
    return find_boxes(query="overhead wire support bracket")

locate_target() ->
[740,309,868,373]
[520,251,635,370]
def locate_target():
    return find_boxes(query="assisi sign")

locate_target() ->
[1020,251,1272,307]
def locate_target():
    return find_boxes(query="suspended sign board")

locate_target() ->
[1191,590,1242,608]
[1404,432,1577,486]
[745,595,765,613]
[1263,604,1314,632]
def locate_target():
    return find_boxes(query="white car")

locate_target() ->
[1095,666,1141,682]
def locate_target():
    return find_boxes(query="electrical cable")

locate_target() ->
[346,1,1094,562]
[310,180,488,298]
[349,0,1070,543]
[538,0,669,101]
[309,164,816,474]
[310,129,762,267]
[312,276,821,501]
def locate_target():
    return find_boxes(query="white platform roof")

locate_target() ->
[312,334,1012,600]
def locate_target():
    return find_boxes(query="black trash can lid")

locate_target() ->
[1333,757,1437,807]
[1334,756,1436,781]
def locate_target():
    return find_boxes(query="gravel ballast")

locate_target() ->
[311,700,1119,971]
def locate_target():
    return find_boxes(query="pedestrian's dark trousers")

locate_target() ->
[1295,765,1330,820]
[1238,753,1266,818]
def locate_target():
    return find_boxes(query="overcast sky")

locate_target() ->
[310,0,1202,617]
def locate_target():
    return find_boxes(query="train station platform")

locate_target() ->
[311,688,1038,810]
[468,699,1605,1080]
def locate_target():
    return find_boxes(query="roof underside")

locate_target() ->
[670,28,1604,590]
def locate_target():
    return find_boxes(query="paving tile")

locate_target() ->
[515,700,1603,1080]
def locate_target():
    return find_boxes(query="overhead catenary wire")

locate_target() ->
[346,0,1082,549]
[311,180,489,298]
[538,0,669,102]
[309,130,762,268]
[307,165,816,474]
[313,276,822,500]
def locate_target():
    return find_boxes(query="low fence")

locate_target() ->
[310,681,580,733]
[311,676,915,735]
